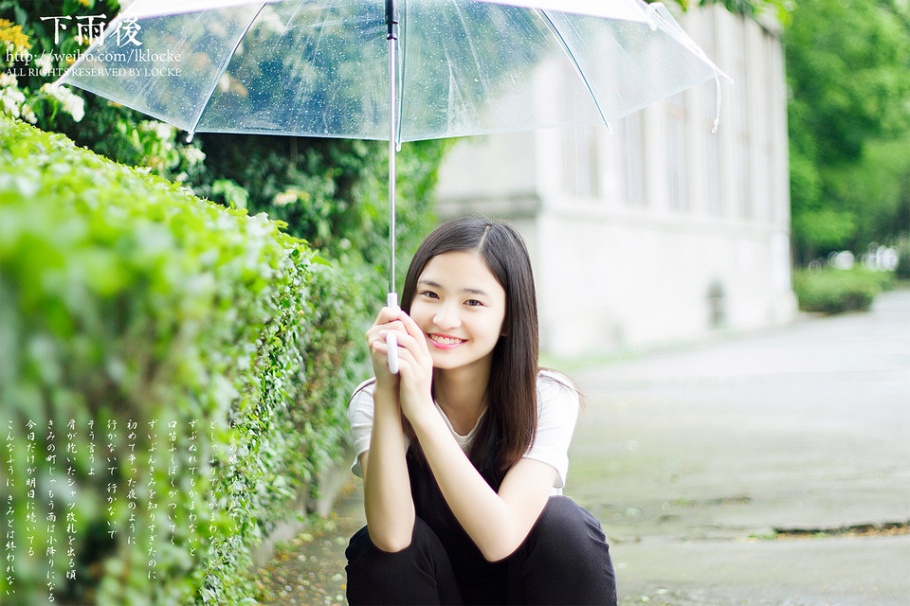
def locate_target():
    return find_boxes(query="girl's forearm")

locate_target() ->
[363,391,415,553]
[410,408,544,562]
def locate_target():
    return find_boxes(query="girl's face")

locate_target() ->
[409,251,506,374]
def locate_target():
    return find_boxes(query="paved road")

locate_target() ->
[567,288,910,605]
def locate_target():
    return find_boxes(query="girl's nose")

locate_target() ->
[433,303,461,329]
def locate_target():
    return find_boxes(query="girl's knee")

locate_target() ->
[536,497,607,548]
[512,498,617,604]
[524,497,615,579]
[345,518,462,605]
[345,518,436,570]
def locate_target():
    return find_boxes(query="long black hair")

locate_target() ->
[400,216,539,476]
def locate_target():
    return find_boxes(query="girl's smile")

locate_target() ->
[428,333,467,349]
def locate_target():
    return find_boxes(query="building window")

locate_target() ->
[563,126,600,199]
[667,93,689,211]
[735,18,752,220]
[616,114,644,207]
[700,9,722,216]
[750,30,774,223]
[769,36,786,225]
[703,103,722,216]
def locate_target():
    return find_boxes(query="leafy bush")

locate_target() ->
[792,267,894,313]
[0,114,365,604]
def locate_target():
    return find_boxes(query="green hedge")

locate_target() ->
[0,115,365,604]
[792,267,895,313]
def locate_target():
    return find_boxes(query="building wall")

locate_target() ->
[436,6,797,359]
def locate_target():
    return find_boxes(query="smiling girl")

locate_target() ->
[345,217,616,605]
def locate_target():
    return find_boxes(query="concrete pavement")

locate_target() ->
[566,288,910,605]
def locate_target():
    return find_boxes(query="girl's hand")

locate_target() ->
[367,307,434,420]
[366,306,405,393]
[391,312,435,423]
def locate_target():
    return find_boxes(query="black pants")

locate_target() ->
[345,451,617,605]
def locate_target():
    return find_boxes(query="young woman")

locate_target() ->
[345,217,617,605]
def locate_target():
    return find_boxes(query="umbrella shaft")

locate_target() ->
[388,29,397,296]
[387,0,399,296]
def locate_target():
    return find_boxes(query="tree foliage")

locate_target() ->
[665,0,794,23]
[784,0,910,262]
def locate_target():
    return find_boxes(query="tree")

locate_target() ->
[784,0,910,262]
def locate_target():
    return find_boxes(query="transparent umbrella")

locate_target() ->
[59,0,729,371]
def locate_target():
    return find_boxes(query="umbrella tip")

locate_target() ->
[185,132,195,144]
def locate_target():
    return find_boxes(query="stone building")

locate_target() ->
[436,5,797,359]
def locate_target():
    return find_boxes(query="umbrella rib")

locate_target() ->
[645,3,732,132]
[396,0,406,148]
[186,2,268,140]
[538,9,609,129]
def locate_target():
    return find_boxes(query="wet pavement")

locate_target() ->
[569,287,910,605]
[262,287,910,605]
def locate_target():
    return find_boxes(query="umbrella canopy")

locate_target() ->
[59,0,729,373]
[60,0,728,143]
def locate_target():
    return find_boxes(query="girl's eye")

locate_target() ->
[420,290,439,299]
[465,299,483,307]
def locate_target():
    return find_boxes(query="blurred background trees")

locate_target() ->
[784,0,910,266]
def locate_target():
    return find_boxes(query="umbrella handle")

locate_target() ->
[386,292,400,374]
[386,333,399,374]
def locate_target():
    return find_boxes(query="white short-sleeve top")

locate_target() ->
[346,370,580,495]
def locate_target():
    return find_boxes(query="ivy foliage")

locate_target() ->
[0,114,365,604]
